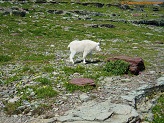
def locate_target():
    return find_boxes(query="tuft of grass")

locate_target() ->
[5,75,21,84]
[62,65,86,75]
[43,66,54,73]
[21,54,54,61]
[35,86,58,98]
[32,104,51,115]
[17,86,35,101]
[152,94,164,123]
[0,55,12,62]
[35,77,52,85]
[103,60,130,75]
[22,66,35,74]
[4,101,21,115]
[64,82,95,92]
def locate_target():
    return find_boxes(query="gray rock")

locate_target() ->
[156,75,164,86]
[121,95,135,102]
[121,78,131,82]
[79,93,90,102]
[8,96,20,103]
[58,99,139,122]
[137,85,149,91]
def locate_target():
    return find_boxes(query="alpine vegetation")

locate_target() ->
[68,40,101,64]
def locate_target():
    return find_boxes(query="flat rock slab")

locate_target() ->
[69,78,95,86]
[58,99,139,122]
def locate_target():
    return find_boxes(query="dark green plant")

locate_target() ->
[35,77,52,85]
[43,66,54,73]
[22,66,35,74]
[103,60,129,75]
[35,86,58,98]
[0,55,12,62]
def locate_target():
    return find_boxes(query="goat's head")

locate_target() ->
[96,42,101,51]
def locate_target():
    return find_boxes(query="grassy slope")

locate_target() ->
[0,1,164,120]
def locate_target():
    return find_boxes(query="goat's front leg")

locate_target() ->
[83,51,88,64]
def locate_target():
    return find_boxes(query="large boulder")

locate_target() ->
[69,78,95,86]
[107,56,145,75]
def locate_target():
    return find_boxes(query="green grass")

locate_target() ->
[5,75,22,84]
[43,65,54,73]
[35,86,58,98]
[64,82,95,92]
[35,77,52,85]
[62,65,86,75]
[152,94,164,123]
[21,66,35,74]
[0,55,12,62]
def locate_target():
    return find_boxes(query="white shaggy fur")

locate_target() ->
[68,40,101,64]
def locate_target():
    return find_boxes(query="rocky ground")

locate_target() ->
[0,50,164,123]
[0,1,164,123]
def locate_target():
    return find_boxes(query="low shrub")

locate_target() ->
[103,60,129,75]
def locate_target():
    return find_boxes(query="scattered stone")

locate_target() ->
[86,24,115,28]
[50,44,55,47]
[79,2,104,8]
[8,96,20,103]
[47,10,64,14]
[69,78,95,86]
[1,7,27,17]
[72,73,81,78]
[133,46,138,49]
[149,71,156,74]
[79,93,90,102]
[121,95,135,103]
[156,75,164,86]
[120,4,131,10]
[121,78,131,82]
[132,19,164,26]
[155,41,164,44]
[12,10,26,17]
[153,7,159,11]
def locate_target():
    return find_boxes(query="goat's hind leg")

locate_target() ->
[70,50,76,64]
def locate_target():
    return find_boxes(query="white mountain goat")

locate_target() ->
[68,40,101,64]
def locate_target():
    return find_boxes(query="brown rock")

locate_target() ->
[107,56,145,75]
[69,78,95,86]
